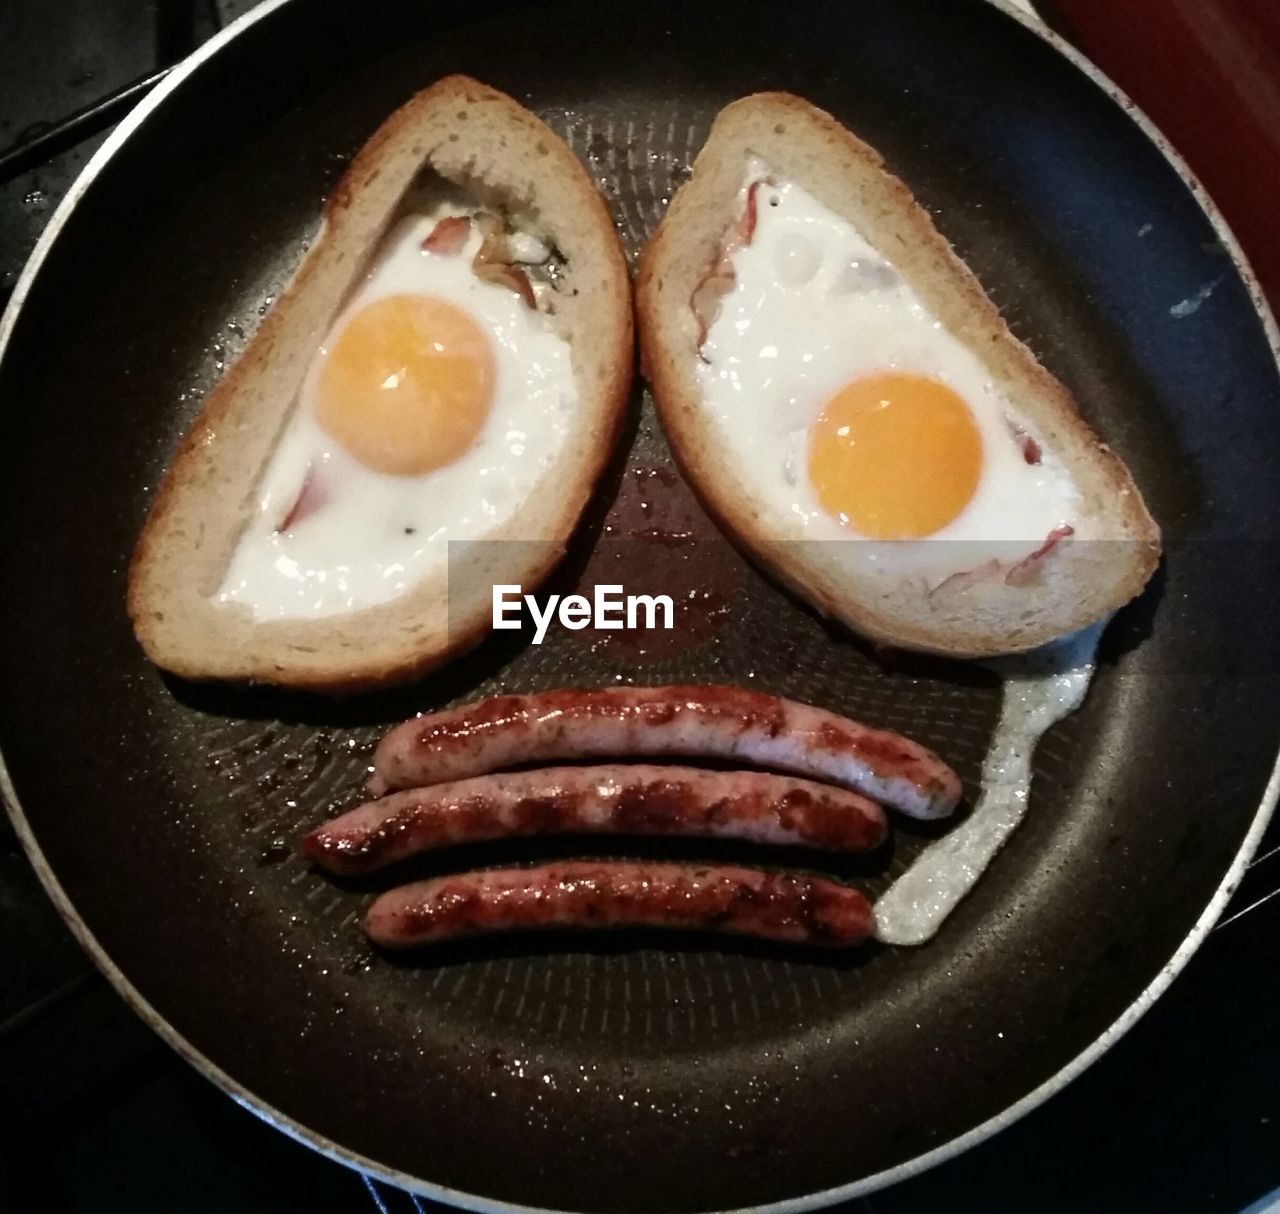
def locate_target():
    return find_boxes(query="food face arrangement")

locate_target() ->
[126,77,1161,953]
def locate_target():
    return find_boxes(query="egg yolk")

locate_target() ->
[315,294,495,476]
[807,372,983,539]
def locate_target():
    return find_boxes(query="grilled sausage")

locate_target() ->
[363,861,875,947]
[301,765,888,875]
[368,685,959,819]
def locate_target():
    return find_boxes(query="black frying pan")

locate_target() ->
[1,1,1278,1209]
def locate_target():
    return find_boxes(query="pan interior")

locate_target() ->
[0,1,1277,1210]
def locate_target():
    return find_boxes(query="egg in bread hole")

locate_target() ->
[692,157,1083,588]
[217,172,577,621]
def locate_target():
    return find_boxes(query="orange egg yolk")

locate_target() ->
[315,294,495,476]
[807,372,983,539]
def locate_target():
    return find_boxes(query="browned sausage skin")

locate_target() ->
[363,861,875,947]
[368,685,959,819]
[301,765,888,876]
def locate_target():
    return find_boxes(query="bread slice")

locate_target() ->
[128,76,632,692]
[636,92,1160,658]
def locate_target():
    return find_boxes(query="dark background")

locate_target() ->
[1,2,1277,1211]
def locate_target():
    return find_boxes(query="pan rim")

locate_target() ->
[0,0,1277,1209]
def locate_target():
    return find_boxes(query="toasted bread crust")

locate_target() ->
[129,76,633,692]
[637,92,1160,657]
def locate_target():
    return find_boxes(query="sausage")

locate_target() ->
[301,765,888,875]
[363,861,874,948]
[368,685,960,819]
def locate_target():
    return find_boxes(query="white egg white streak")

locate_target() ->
[874,621,1105,945]
[216,208,576,621]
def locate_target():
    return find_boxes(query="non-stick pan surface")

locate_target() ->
[1,1,1278,1210]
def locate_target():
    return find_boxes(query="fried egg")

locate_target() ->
[217,208,575,619]
[697,158,1079,577]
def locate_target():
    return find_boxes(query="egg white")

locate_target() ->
[216,210,576,621]
[696,159,1079,578]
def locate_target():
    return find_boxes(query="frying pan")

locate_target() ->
[1,0,1278,1209]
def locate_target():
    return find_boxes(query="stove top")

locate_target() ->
[1,3,1277,1211]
